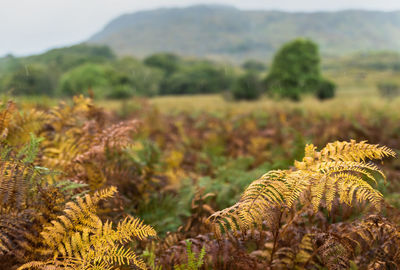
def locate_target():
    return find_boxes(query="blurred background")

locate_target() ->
[1,0,400,109]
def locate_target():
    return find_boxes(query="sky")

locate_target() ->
[1,0,400,57]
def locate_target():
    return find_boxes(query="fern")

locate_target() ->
[174,240,206,270]
[17,133,44,164]
[20,186,156,270]
[208,140,395,237]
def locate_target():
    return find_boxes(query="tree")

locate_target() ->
[160,61,233,95]
[144,53,180,75]
[111,57,163,97]
[58,63,111,98]
[232,72,262,100]
[2,64,54,96]
[265,39,335,101]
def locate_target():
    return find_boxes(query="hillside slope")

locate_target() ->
[88,5,400,62]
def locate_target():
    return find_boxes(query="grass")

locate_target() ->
[8,67,400,120]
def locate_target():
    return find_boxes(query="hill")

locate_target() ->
[88,5,400,62]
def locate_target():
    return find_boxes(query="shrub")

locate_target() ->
[111,57,163,97]
[316,79,336,100]
[58,63,111,97]
[144,53,181,75]
[160,61,233,95]
[232,72,262,100]
[2,64,54,96]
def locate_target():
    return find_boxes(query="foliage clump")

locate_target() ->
[265,38,336,101]
[232,72,262,100]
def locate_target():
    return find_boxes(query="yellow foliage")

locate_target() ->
[19,186,156,270]
[208,140,396,237]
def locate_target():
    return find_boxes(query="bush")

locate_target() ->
[232,72,262,100]
[111,57,163,97]
[377,81,400,98]
[58,63,111,98]
[2,64,54,96]
[160,61,233,95]
[316,79,336,100]
[144,53,180,75]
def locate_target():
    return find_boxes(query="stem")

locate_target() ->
[269,209,283,266]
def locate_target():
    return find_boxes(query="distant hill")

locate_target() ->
[88,5,400,62]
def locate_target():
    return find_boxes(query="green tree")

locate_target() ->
[111,57,163,97]
[160,61,233,95]
[58,63,111,98]
[232,72,262,100]
[265,39,334,101]
[2,64,54,96]
[144,53,180,75]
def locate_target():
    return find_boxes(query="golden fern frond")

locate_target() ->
[208,170,288,237]
[208,140,395,236]
[41,187,118,258]
[17,259,78,270]
[32,186,155,270]
[93,245,147,269]
[295,234,314,265]
[115,216,157,242]
[271,247,295,269]
[318,140,396,162]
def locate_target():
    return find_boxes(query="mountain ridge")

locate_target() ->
[88,5,400,62]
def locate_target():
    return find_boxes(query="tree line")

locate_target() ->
[0,39,336,101]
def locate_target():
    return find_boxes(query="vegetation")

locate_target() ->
[0,94,397,269]
[232,71,262,100]
[377,81,400,99]
[1,48,236,98]
[2,5,400,270]
[266,39,336,101]
[3,39,400,102]
[158,59,234,95]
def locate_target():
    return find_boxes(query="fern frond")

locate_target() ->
[319,140,396,162]
[208,140,395,237]
[36,186,155,270]
[93,245,147,269]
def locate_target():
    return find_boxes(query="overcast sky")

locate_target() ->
[1,0,400,57]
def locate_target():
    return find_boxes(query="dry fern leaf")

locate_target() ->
[208,140,395,236]
[24,186,155,270]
